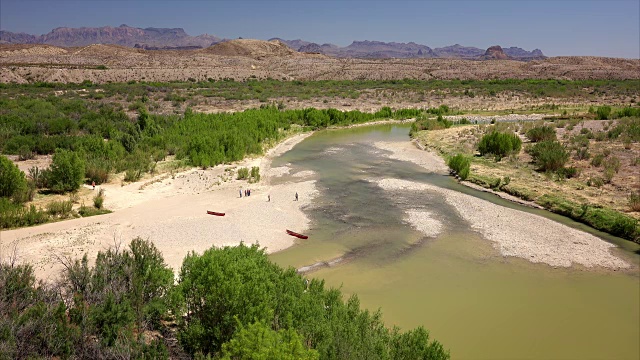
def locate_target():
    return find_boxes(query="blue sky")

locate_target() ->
[1,0,638,58]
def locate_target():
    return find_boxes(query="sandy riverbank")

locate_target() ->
[367,140,630,269]
[1,132,316,280]
[374,178,629,269]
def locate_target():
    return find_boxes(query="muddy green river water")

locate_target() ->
[269,125,640,360]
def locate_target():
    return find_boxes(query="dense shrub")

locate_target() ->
[605,156,621,173]
[2,239,449,358]
[124,169,142,182]
[250,166,261,183]
[574,147,590,160]
[0,199,48,228]
[629,192,640,212]
[447,154,471,180]
[46,200,73,217]
[410,115,452,136]
[557,166,580,179]
[616,107,640,118]
[526,126,556,142]
[48,149,85,193]
[237,167,249,180]
[591,153,605,167]
[174,244,448,359]
[0,238,174,358]
[587,177,605,188]
[85,160,111,185]
[220,321,318,360]
[526,141,569,172]
[596,106,611,120]
[538,195,639,242]
[77,205,111,217]
[93,188,105,209]
[18,145,35,161]
[0,155,27,202]
[477,131,522,160]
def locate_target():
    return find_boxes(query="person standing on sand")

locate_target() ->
[295,192,298,201]
[268,194,271,202]
[239,188,242,198]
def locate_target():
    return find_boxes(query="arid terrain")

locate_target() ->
[1,40,639,86]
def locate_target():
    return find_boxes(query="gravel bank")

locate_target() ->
[373,141,448,174]
[405,210,443,238]
[375,178,629,269]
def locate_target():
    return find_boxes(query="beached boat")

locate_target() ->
[286,229,308,239]
[207,211,225,216]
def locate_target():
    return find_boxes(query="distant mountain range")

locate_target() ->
[275,39,544,60]
[0,24,221,49]
[0,25,545,59]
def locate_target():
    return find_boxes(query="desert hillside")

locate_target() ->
[0,40,638,84]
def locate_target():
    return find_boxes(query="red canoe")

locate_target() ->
[207,211,225,216]
[286,229,308,239]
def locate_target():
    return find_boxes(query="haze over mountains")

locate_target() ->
[0,24,545,60]
[0,25,221,49]
[274,38,544,60]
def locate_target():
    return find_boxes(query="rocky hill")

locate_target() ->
[0,31,37,44]
[0,41,636,84]
[200,39,297,58]
[268,38,312,51]
[288,40,438,58]
[503,46,544,59]
[1,25,547,59]
[0,25,221,49]
[432,44,485,58]
[481,45,510,60]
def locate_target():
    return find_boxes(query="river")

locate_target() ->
[269,124,640,360]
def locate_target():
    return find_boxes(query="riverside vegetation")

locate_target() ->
[1,80,638,237]
[0,91,419,228]
[0,238,449,359]
[417,106,640,242]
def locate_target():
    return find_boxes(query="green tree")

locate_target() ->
[221,321,318,360]
[174,244,449,359]
[391,327,448,359]
[90,293,134,347]
[129,237,174,329]
[0,155,27,202]
[49,149,85,193]
[175,244,282,355]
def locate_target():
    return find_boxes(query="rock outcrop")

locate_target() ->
[482,45,510,60]
[200,39,297,58]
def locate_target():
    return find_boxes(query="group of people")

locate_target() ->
[239,189,299,202]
